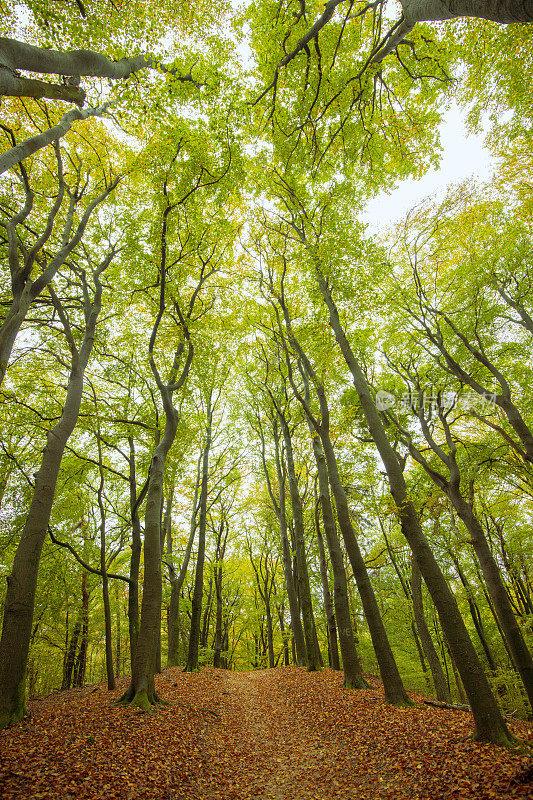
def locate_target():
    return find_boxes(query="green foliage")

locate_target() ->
[1,0,533,732]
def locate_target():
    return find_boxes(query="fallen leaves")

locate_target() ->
[0,666,531,799]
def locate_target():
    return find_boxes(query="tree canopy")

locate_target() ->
[1,0,533,758]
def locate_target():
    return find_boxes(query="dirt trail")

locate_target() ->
[1,666,531,800]
[188,668,372,800]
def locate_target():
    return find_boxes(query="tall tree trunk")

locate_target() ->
[62,614,82,691]
[74,574,89,687]
[280,415,321,671]
[264,594,275,668]
[314,499,340,671]
[115,582,121,679]
[96,427,115,691]
[311,437,367,689]
[121,364,189,706]
[410,556,451,702]
[446,535,497,672]
[185,394,212,672]
[275,295,407,703]
[0,261,109,729]
[270,419,306,665]
[450,492,533,711]
[278,605,291,666]
[213,517,229,669]
[167,454,201,667]
[201,579,214,649]
[318,275,513,744]
[127,436,142,674]
[120,200,197,705]
[320,427,409,703]
[411,621,433,693]
[213,567,224,668]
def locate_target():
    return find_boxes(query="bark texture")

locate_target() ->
[410,557,451,702]
[0,104,109,174]
[318,273,514,745]
[185,395,213,672]
[312,439,366,688]
[402,0,533,23]
[280,415,321,671]
[0,261,109,729]
[314,500,341,672]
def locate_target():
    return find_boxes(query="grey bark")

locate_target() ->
[279,413,321,671]
[121,182,198,707]
[0,37,201,103]
[313,448,368,688]
[93,417,116,692]
[0,149,120,388]
[0,104,110,174]
[259,415,306,665]
[248,543,277,669]
[452,495,533,708]
[402,0,533,23]
[166,453,201,667]
[317,271,513,745]
[0,256,111,729]
[408,303,533,463]
[127,436,142,673]
[213,518,229,669]
[185,393,213,672]
[410,556,451,702]
[273,300,408,703]
[394,395,533,710]
[314,499,341,671]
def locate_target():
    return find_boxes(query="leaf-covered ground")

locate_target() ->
[1,666,532,799]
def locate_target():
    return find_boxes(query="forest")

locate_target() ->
[1,1,533,798]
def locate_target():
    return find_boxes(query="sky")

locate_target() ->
[360,103,495,233]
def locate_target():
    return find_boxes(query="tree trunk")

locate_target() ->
[127,437,141,674]
[121,387,183,707]
[410,556,451,702]
[446,538,497,672]
[271,421,306,665]
[97,454,115,692]
[319,276,514,744]
[276,297,407,701]
[314,499,340,671]
[280,416,321,671]
[320,428,409,703]
[185,395,212,672]
[62,614,82,691]
[402,0,533,24]
[0,265,107,729]
[450,491,533,711]
[167,456,201,667]
[213,564,224,668]
[201,579,214,649]
[411,620,433,693]
[115,582,121,679]
[312,437,368,689]
[278,606,291,666]
[74,574,89,687]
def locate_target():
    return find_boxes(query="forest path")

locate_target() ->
[193,667,345,799]
[1,665,532,800]
[182,666,532,800]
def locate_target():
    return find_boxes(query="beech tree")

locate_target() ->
[0,246,117,727]
[1,0,533,751]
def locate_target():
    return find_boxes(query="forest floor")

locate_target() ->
[1,666,533,800]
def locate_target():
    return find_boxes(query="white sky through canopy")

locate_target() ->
[361,103,495,232]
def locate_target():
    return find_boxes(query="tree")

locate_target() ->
[0,248,115,728]
[0,140,119,387]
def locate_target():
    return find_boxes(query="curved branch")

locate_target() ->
[0,104,110,175]
[49,527,133,585]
